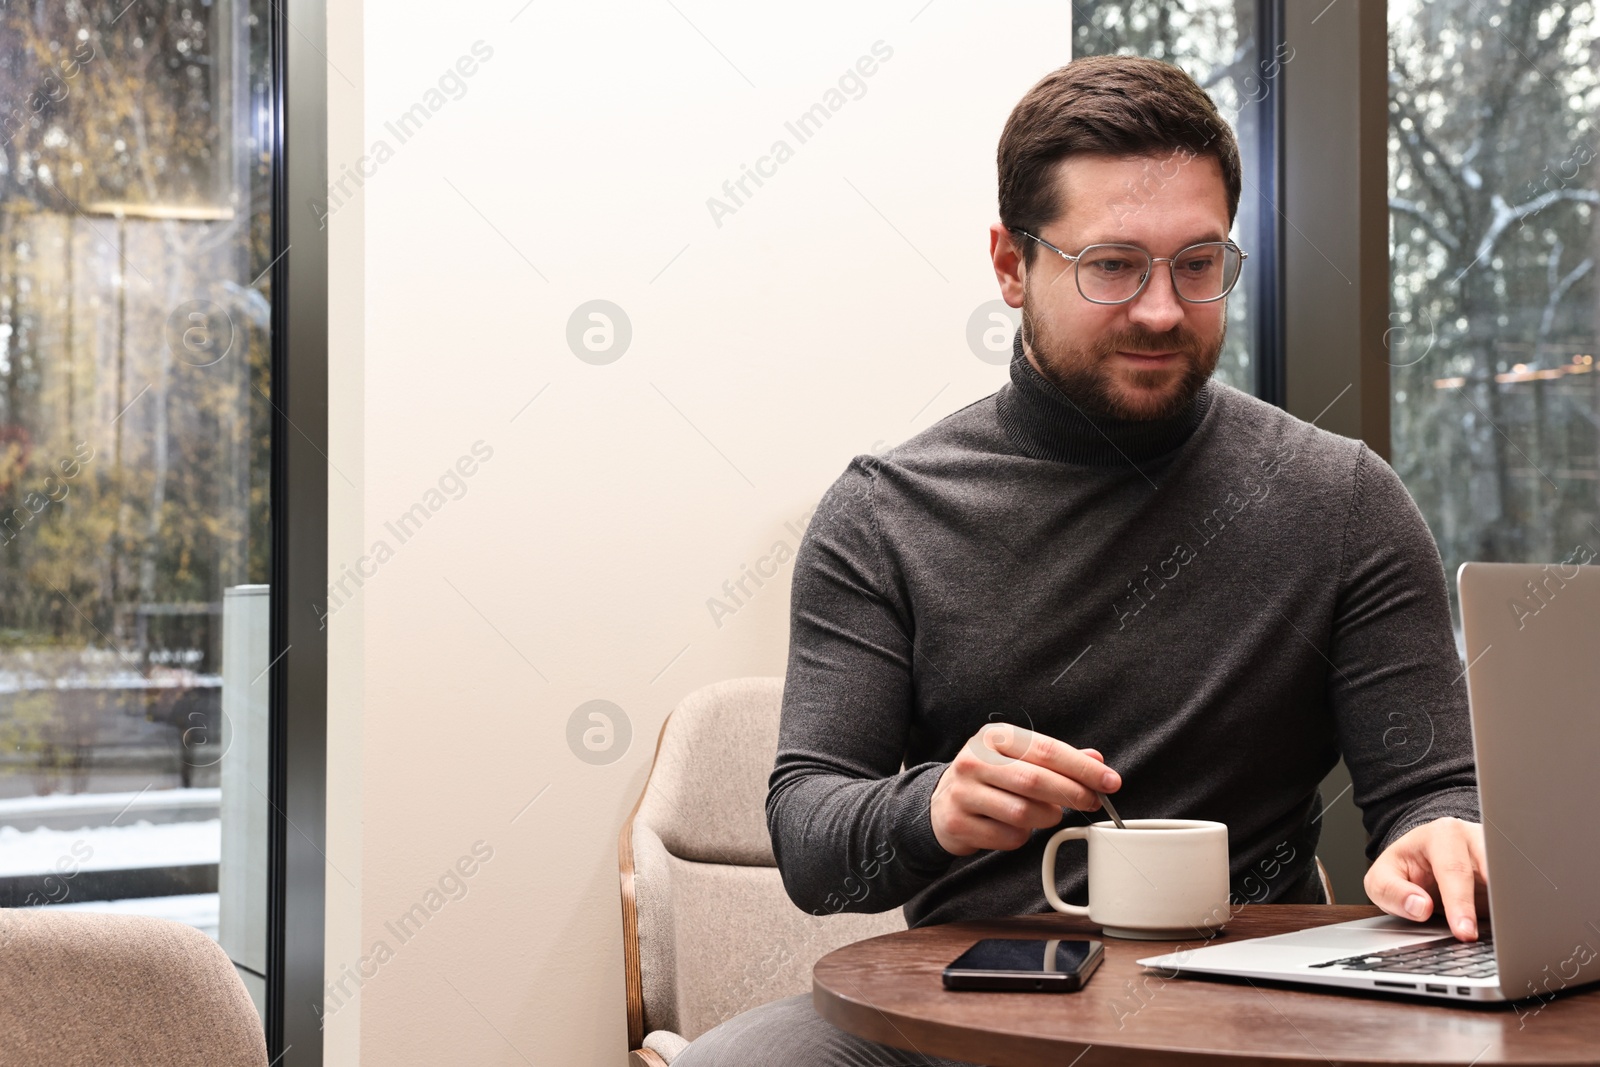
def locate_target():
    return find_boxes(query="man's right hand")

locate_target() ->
[929,723,1120,856]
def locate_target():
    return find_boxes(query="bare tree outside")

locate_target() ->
[1389,0,1599,625]
[0,1,272,798]
[1076,1,1598,628]
[1,4,273,986]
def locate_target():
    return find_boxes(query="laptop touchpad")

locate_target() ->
[1260,918,1451,949]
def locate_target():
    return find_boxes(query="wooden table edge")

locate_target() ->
[812,905,1600,1067]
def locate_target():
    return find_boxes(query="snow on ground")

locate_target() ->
[0,787,219,822]
[0,818,220,875]
[2,788,230,941]
[0,786,219,813]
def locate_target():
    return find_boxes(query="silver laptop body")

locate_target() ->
[1137,561,1600,1004]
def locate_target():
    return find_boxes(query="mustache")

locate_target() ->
[1092,325,1207,357]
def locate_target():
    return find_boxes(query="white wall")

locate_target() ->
[327,3,1069,1062]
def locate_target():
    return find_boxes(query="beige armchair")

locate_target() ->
[616,676,1337,1065]
[618,677,907,1065]
[0,907,269,1066]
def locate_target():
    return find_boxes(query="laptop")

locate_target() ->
[1137,561,1600,1004]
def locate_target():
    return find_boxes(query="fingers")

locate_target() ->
[959,781,1071,833]
[936,725,1120,856]
[1429,819,1484,940]
[1466,826,1491,915]
[938,809,1033,853]
[1365,822,1434,921]
[1462,819,1488,876]
[1364,854,1434,926]
[972,725,1120,808]
[932,757,1080,856]
[1365,819,1488,942]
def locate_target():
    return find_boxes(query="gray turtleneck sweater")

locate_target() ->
[766,330,1480,928]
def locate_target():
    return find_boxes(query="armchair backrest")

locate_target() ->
[0,907,269,1065]
[619,676,907,1046]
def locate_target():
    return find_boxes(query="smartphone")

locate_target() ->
[942,938,1104,992]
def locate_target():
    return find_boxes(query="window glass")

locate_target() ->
[0,0,274,1018]
[1389,0,1599,622]
[1072,0,1279,396]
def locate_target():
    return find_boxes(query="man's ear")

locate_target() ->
[989,223,1027,308]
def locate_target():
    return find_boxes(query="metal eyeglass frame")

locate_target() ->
[1014,229,1248,305]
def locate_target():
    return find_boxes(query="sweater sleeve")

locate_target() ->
[1328,443,1481,861]
[766,456,959,916]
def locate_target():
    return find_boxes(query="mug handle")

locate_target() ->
[1041,826,1090,916]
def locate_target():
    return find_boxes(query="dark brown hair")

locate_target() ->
[997,55,1241,265]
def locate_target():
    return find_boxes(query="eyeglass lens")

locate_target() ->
[1076,243,1242,303]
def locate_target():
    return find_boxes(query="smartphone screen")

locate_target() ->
[943,938,1103,992]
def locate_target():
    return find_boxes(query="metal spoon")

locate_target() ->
[1094,790,1128,829]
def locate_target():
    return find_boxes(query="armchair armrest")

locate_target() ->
[629,1027,688,1065]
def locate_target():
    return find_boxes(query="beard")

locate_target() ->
[1020,290,1225,422]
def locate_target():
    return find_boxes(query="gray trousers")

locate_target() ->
[672,993,987,1067]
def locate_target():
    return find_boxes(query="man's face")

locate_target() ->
[990,152,1232,421]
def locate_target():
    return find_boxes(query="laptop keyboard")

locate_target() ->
[1307,935,1497,978]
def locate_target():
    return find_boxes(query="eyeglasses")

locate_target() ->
[1015,231,1247,305]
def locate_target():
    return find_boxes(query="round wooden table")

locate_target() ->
[812,905,1600,1066]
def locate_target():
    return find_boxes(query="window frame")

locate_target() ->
[1280,0,1392,909]
[267,0,330,1061]
[1280,0,1391,455]
[1252,0,1287,407]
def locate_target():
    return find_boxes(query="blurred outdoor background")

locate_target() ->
[0,0,274,1014]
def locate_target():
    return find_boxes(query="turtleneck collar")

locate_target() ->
[994,327,1214,467]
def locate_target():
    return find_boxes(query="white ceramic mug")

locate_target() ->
[1041,819,1232,940]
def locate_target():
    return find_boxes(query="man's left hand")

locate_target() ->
[1364,816,1489,941]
